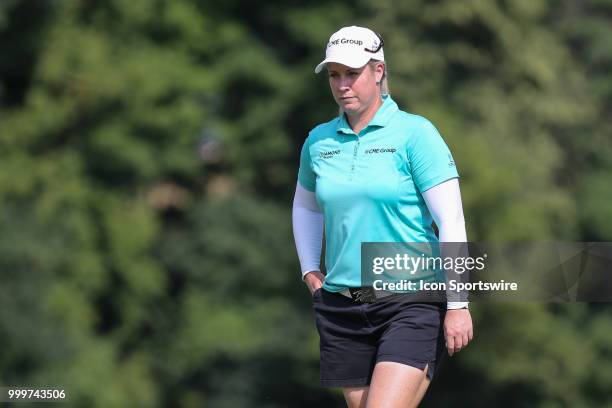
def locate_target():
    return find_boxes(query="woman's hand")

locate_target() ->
[304,271,325,295]
[444,309,473,356]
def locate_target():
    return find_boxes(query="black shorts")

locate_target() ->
[312,287,448,388]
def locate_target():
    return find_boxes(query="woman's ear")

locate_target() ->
[376,63,385,83]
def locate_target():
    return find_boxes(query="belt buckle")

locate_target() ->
[348,287,377,303]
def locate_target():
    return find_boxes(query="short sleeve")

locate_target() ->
[409,119,459,193]
[297,137,316,192]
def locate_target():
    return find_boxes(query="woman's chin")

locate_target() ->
[340,101,360,114]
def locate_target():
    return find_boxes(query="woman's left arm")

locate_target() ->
[422,178,474,356]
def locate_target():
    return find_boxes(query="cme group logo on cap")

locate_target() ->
[327,38,364,48]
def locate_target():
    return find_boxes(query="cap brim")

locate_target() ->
[314,53,371,73]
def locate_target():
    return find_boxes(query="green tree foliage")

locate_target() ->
[556,0,612,240]
[0,0,611,406]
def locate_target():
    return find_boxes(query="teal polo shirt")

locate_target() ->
[298,94,459,292]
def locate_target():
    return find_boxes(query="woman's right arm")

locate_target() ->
[292,182,325,293]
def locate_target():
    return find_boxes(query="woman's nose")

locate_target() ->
[338,77,351,89]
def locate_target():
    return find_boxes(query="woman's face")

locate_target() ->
[327,61,384,116]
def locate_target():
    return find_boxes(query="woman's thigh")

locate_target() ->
[367,361,430,408]
[342,386,369,408]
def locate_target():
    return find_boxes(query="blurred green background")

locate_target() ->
[1,0,612,407]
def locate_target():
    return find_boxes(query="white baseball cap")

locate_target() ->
[314,26,384,74]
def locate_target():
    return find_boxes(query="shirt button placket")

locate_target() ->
[349,135,359,181]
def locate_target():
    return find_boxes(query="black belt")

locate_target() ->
[339,287,395,302]
[339,287,447,303]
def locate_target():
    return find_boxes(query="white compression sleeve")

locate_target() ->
[422,178,469,309]
[292,182,324,280]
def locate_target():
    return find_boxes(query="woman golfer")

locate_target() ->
[292,26,473,407]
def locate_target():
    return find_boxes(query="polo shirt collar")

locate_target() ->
[336,94,398,135]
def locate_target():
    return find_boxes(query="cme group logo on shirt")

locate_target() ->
[320,149,341,159]
[448,153,456,168]
[365,147,397,154]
